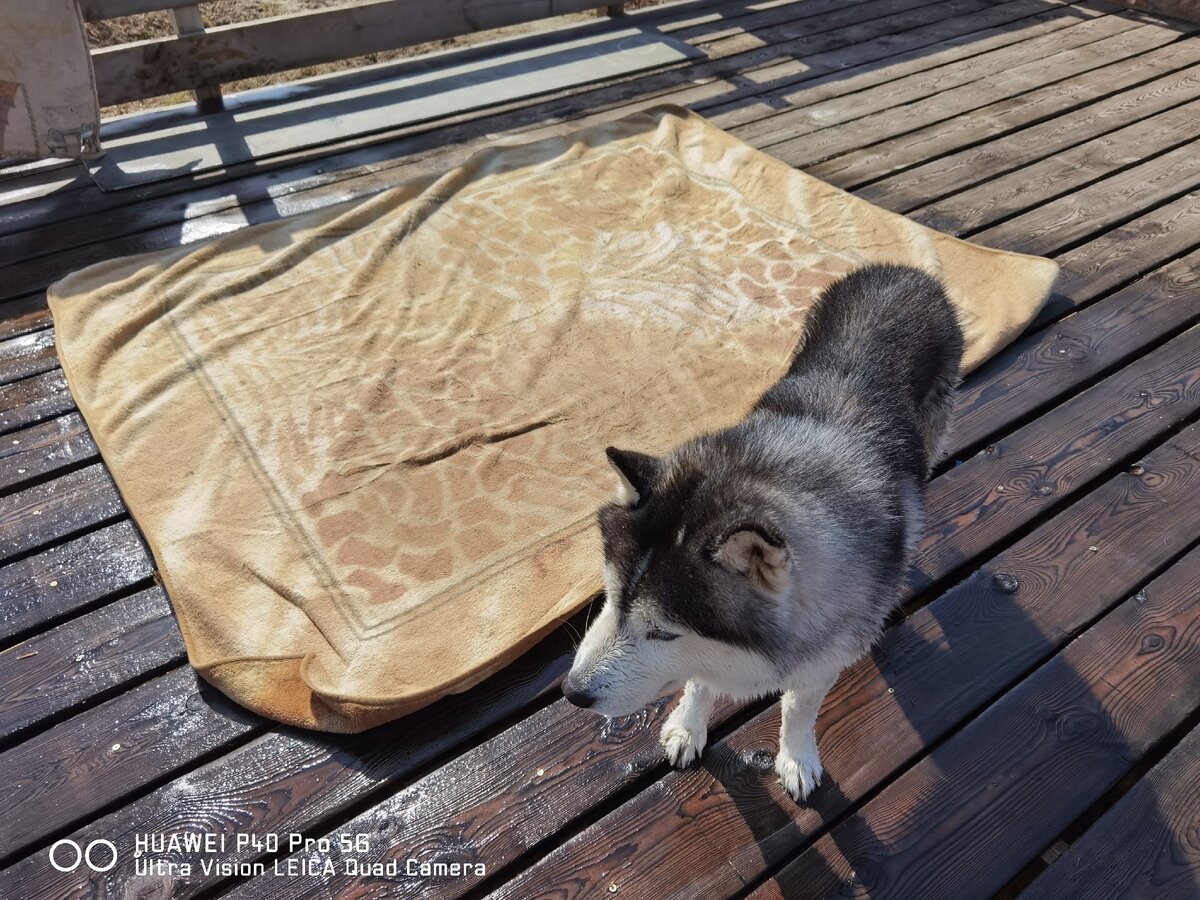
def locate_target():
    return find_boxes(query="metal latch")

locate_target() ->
[43,123,102,159]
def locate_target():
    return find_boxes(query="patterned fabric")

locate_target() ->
[48,106,1058,731]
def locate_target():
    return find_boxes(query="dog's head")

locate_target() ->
[563,442,811,716]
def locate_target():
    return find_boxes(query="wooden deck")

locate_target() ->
[2,0,1200,897]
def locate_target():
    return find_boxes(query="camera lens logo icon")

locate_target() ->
[48,839,118,873]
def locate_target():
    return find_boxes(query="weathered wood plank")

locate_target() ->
[483,422,1200,900]
[0,463,124,564]
[214,325,1200,899]
[0,0,1075,265]
[813,35,1200,188]
[1114,0,1200,23]
[0,623,575,900]
[0,0,1080,256]
[90,0,674,106]
[0,294,53,342]
[0,207,1190,883]
[0,412,96,494]
[1022,721,1200,900]
[764,17,1195,167]
[3,0,1000,297]
[754,537,1200,900]
[726,9,1143,148]
[0,520,153,645]
[973,138,1200,252]
[858,64,1200,214]
[0,666,263,866]
[0,371,76,436]
[0,329,56,388]
[1048,189,1200,314]
[0,586,183,743]
[951,250,1200,457]
[698,0,1108,130]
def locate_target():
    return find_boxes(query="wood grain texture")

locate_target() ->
[0,625,574,900]
[0,370,76,436]
[91,0,618,105]
[0,666,263,865]
[485,422,1200,900]
[0,463,125,564]
[909,96,1200,234]
[755,539,1200,900]
[855,57,1200,211]
[0,587,183,742]
[4,0,1089,262]
[0,328,56,388]
[0,0,1065,266]
[950,250,1200,456]
[726,6,1133,148]
[0,520,152,645]
[0,0,1021,299]
[1022,720,1200,900]
[8,251,1194,898]
[0,412,97,494]
[973,138,1200,253]
[0,3,1196,898]
[763,17,1189,166]
[231,322,1200,900]
[815,36,1200,189]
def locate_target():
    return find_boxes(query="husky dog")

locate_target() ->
[562,263,964,801]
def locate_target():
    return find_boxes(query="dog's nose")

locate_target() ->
[563,682,597,709]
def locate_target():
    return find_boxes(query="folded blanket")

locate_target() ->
[49,106,1058,732]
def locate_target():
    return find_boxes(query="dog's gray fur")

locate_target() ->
[564,263,964,800]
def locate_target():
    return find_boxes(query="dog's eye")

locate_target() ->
[646,628,679,642]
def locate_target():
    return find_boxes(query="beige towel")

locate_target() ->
[48,106,1058,732]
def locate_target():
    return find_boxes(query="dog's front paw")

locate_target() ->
[776,744,823,802]
[660,718,706,768]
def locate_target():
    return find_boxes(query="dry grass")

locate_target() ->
[88,0,671,117]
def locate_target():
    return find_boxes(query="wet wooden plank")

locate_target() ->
[0,666,264,866]
[231,319,1200,900]
[0,587,183,743]
[0,463,124,564]
[0,624,575,900]
[0,370,76,436]
[755,538,1200,900]
[0,520,152,645]
[483,422,1200,900]
[0,412,96,494]
[1022,720,1200,900]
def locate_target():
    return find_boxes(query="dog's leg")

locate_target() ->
[776,666,839,802]
[660,680,714,768]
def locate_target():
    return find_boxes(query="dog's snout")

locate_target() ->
[563,680,597,709]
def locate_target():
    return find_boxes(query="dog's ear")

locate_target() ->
[713,525,790,599]
[605,447,659,507]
